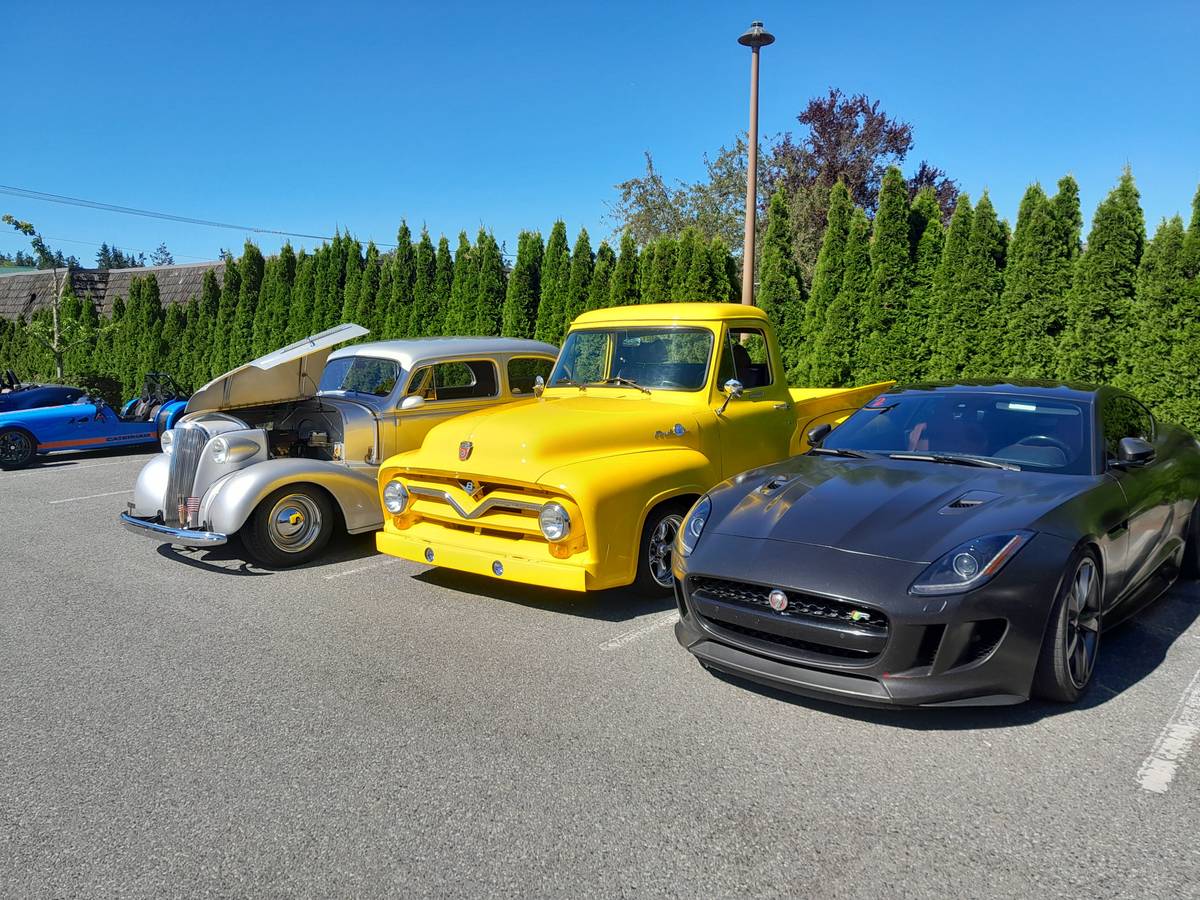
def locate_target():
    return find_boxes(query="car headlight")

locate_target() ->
[678,495,712,557]
[909,531,1033,595]
[160,429,175,454]
[383,479,409,514]
[538,502,571,541]
[209,436,229,463]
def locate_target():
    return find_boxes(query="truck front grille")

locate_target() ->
[401,473,559,538]
[164,425,207,524]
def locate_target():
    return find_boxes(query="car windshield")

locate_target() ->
[318,357,400,397]
[547,327,714,391]
[823,391,1094,474]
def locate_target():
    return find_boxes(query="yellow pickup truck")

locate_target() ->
[375,303,888,592]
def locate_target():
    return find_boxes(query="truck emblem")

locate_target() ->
[459,441,473,461]
[768,589,789,611]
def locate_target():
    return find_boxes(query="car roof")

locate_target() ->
[572,302,768,325]
[327,337,558,369]
[887,380,1103,403]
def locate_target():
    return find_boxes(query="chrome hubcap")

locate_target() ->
[1065,558,1101,688]
[267,493,322,553]
[0,431,32,464]
[648,514,683,588]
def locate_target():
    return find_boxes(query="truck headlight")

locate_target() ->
[909,531,1032,595]
[383,479,409,514]
[160,429,175,454]
[678,495,711,557]
[209,436,229,463]
[538,502,571,541]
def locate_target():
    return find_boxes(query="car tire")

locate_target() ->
[241,485,335,569]
[0,428,37,470]
[1032,550,1102,703]
[633,500,690,595]
[1181,502,1200,579]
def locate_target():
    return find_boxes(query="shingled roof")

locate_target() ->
[0,260,225,320]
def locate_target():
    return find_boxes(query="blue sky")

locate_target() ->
[3,0,1198,265]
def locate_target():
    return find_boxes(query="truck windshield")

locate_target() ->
[318,357,401,397]
[548,327,713,391]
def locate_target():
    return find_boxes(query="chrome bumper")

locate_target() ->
[120,512,228,548]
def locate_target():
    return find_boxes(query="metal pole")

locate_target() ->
[741,44,760,306]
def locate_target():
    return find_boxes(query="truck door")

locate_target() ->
[713,325,794,479]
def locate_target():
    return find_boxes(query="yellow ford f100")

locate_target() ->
[375,303,889,592]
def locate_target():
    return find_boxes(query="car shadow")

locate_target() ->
[412,568,675,623]
[154,532,380,576]
[36,446,159,468]
[705,580,1200,731]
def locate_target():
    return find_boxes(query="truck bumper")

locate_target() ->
[120,512,228,548]
[375,529,590,592]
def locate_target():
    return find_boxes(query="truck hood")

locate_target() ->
[403,394,701,483]
[186,323,368,415]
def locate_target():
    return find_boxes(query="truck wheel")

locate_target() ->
[634,501,690,595]
[242,485,334,569]
[0,428,37,470]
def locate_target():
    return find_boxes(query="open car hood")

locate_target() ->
[185,323,368,414]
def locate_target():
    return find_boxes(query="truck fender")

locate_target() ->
[199,459,383,537]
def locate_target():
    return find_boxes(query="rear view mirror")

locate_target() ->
[534,374,545,398]
[400,395,426,411]
[807,422,833,447]
[1116,436,1155,466]
[717,379,744,416]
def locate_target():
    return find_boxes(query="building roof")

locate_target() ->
[0,260,225,320]
[572,302,767,325]
[329,336,559,369]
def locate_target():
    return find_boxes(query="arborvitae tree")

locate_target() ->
[1050,175,1084,265]
[609,231,639,307]
[288,252,315,343]
[211,255,241,374]
[408,229,439,337]
[857,167,912,383]
[311,245,334,335]
[810,208,870,386]
[758,189,805,373]
[1170,198,1200,431]
[354,242,380,334]
[374,253,393,337]
[444,232,476,335]
[474,230,506,336]
[385,223,415,338]
[952,193,1008,378]
[671,227,701,301]
[179,297,199,387]
[534,221,569,342]
[926,194,974,379]
[195,268,220,381]
[1130,217,1188,410]
[588,242,616,311]
[709,237,734,302]
[1059,169,1145,383]
[562,228,594,331]
[340,239,363,332]
[252,256,281,358]
[433,236,453,332]
[684,233,716,299]
[903,188,944,381]
[1181,184,1200,279]
[230,242,265,365]
[502,230,542,337]
[794,182,852,381]
[160,301,186,381]
[648,237,676,303]
[637,241,657,303]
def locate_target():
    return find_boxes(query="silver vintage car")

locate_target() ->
[120,324,557,567]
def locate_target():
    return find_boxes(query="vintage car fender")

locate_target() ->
[198,458,383,537]
[538,447,713,589]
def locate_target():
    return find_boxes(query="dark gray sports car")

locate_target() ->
[672,382,1200,707]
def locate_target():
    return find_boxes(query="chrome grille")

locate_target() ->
[164,425,207,524]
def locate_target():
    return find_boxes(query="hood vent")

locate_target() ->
[757,474,792,495]
[942,490,1002,513]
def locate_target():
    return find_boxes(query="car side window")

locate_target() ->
[717,328,774,389]
[507,357,554,395]
[1102,396,1155,460]
[405,360,499,403]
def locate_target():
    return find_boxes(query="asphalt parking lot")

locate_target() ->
[2,449,1199,898]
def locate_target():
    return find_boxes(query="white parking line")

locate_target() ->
[6,459,139,477]
[599,612,679,651]
[48,489,132,505]
[1136,666,1200,794]
[323,558,403,580]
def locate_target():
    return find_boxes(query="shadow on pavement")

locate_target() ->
[154,531,379,576]
[704,580,1200,731]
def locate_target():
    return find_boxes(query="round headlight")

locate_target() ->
[383,479,409,514]
[209,436,229,464]
[952,552,980,579]
[160,429,175,454]
[538,502,571,542]
[678,495,712,557]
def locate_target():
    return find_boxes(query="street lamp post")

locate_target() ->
[738,19,774,306]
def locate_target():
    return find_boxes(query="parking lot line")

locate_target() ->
[1136,665,1200,794]
[599,612,679,651]
[5,459,140,477]
[48,489,133,505]
[323,558,403,580]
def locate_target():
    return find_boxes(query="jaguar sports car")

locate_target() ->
[672,382,1200,707]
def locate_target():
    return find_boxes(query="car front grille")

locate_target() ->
[689,576,888,631]
[401,473,560,539]
[164,425,207,525]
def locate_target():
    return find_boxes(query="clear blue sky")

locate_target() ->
[4,0,1198,265]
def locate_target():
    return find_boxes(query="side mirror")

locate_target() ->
[400,395,426,411]
[534,374,545,398]
[807,422,833,447]
[1116,436,1155,466]
[716,379,744,416]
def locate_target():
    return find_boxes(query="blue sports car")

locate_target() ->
[0,373,188,470]
[0,370,86,412]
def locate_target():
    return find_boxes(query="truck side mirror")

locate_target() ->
[534,374,545,398]
[400,395,426,411]
[717,379,744,416]
[1116,436,1155,466]
[807,422,833,447]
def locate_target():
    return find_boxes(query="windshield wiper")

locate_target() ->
[552,378,586,391]
[809,447,874,459]
[592,376,651,394]
[888,453,1021,472]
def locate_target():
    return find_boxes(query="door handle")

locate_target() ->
[773,403,789,410]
